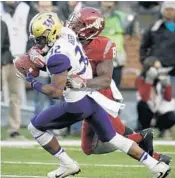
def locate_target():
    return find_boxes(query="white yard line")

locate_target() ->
[2,161,175,168]
[158,152,175,155]
[1,143,175,155]
[0,140,81,147]
[1,140,175,148]
[2,146,175,155]
[1,175,46,178]
[1,175,87,178]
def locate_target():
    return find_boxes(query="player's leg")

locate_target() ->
[97,114,171,164]
[81,119,118,154]
[81,110,172,165]
[86,97,170,178]
[109,115,154,154]
[110,117,171,163]
[81,114,150,154]
[81,120,95,155]
[81,115,127,154]
[28,101,81,178]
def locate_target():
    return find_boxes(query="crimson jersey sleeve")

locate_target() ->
[103,39,117,61]
[84,36,117,62]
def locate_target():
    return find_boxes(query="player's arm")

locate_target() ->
[37,71,68,98]
[68,59,113,90]
[86,60,113,90]
[26,54,70,98]
[86,42,116,90]
[68,42,115,90]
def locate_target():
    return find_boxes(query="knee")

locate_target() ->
[99,131,116,142]
[30,115,43,130]
[28,122,42,137]
[108,134,134,153]
[28,122,53,146]
[28,122,45,140]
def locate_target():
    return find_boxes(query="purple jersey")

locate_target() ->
[45,27,92,102]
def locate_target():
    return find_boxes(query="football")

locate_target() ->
[14,54,40,77]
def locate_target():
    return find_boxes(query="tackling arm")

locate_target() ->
[86,60,113,90]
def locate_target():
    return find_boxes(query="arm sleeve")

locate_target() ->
[104,42,117,61]
[140,28,152,64]
[135,77,152,102]
[47,54,71,74]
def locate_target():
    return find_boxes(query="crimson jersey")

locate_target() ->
[83,36,117,100]
[81,37,126,154]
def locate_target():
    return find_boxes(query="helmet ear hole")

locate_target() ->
[53,30,56,35]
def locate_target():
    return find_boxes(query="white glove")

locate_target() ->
[145,67,158,84]
[28,46,45,68]
[67,75,86,89]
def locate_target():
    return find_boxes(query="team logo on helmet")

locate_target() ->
[43,16,55,28]
[86,18,104,29]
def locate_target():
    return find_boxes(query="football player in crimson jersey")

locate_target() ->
[28,8,171,165]
[66,7,171,163]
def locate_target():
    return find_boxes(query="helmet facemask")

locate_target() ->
[67,8,105,42]
[66,12,86,38]
[30,30,54,54]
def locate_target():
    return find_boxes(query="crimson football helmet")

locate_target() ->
[66,7,105,41]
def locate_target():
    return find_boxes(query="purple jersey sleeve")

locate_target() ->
[47,54,71,74]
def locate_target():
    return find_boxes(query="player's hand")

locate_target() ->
[145,67,158,84]
[28,45,45,68]
[67,75,86,89]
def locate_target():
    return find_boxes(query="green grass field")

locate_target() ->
[1,144,175,178]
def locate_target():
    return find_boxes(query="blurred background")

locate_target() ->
[1,1,175,140]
